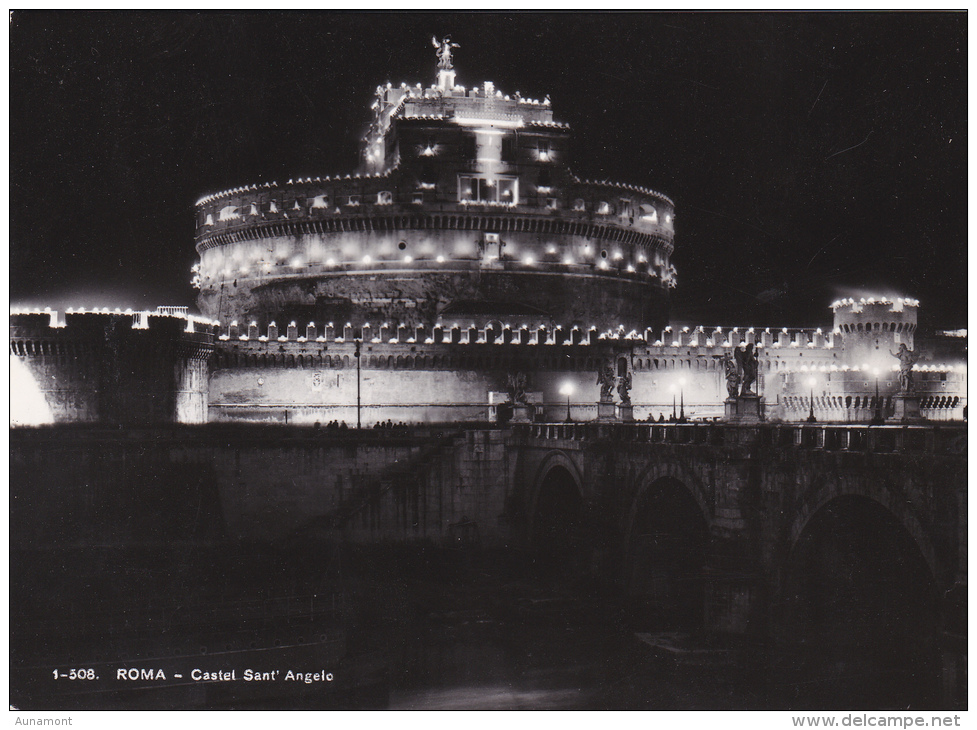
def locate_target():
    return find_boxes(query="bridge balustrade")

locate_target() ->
[518,421,961,456]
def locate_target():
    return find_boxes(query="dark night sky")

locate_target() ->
[9,11,967,330]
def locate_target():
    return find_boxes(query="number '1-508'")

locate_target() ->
[53,669,97,680]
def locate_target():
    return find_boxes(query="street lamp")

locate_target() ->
[806,376,817,423]
[560,381,574,422]
[870,368,884,425]
[354,337,362,429]
[678,376,687,423]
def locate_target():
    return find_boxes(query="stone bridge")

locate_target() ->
[10,420,967,706]
[507,421,967,706]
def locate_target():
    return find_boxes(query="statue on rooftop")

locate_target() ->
[432,36,460,70]
[890,343,919,394]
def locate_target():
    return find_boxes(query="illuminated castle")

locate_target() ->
[9,46,967,427]
[192,56,675,333]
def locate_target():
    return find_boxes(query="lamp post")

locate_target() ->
[678,376,687,423]
[870,368,884,425]
[354,337,362,429]
[806,376,817,423]
[560,381,574,422]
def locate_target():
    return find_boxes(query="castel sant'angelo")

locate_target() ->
[10,40,967,428]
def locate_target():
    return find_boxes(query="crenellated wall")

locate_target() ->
[10,308,216,426]
[205,314,966,425]
[9,303,966,428]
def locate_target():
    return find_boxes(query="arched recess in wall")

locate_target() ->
[779,495,940,709]
[529,453,586,578]
[625,476,709,631]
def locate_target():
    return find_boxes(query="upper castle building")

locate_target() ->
[192,47,676,334]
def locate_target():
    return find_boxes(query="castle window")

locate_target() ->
[346,195,361,206]
[412,192,424,204]
[311,195,330,209]
[598,201,612,215]
[377,191,393,205]
[501,135,516,162]
[573,199,586,211]
[639,204,658,223]
[459,175,518,205]
[547,198,559,210]
[537,140,551,162]
[219,205,240,221]
[537,167,552,190]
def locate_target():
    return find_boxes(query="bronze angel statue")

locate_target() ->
[734,341,759,396]
[433,36,460,70]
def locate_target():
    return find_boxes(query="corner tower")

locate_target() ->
[193,43,676,333]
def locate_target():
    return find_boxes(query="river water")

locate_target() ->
[10,545,945,710]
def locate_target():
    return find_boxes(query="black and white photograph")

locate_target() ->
[9,11,967,715]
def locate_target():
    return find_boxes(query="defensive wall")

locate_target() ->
[10,307,966,426]
[10,308,214,426]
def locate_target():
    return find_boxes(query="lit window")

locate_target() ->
[458,175,519,205]
[347,195,361,206]
[219,205,240,221]
[412,192,424,204]
[547,198,558,209]
[311,195,330,209]
[377,191,392,205]
[537,141,551,161]
[598,201,612,215]
[573,199,586,211]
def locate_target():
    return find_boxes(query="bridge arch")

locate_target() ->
[627,460,711,535]
[624,471,710,630]
[527,451,586,574]
[787,474,941,584]
[779,493,941,708]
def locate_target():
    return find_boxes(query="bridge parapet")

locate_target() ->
[514,421,966,456]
